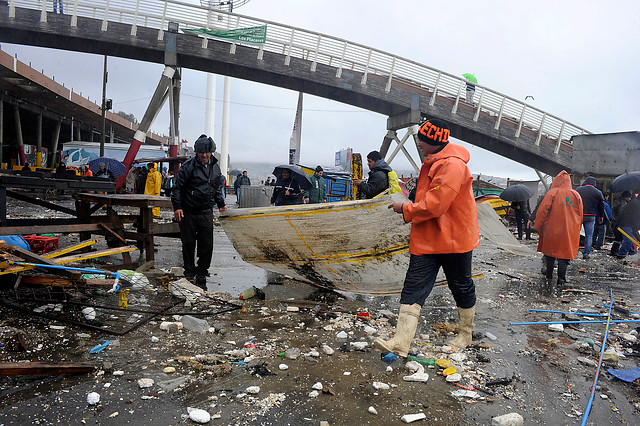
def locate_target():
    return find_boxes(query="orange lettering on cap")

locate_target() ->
[442,129,450,143]
[426,123,436,139]
[419,122,431,137]
[434,126,444,142]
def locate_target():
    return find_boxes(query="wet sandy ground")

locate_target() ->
[1,194,639,425]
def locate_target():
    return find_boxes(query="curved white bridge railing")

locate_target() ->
[9,0,590,153]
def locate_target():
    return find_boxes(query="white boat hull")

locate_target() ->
[220,193,411,294]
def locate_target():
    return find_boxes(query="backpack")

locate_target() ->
[387,170,402,194]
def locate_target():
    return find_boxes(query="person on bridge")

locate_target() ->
[144,162,163,217]
[534,170,583,287]
[53,0,64,14]
[352,151,394,199]
[171,135,227,290]
[376,118,480,356]
[305,165,326,204]
[575,176,605,259]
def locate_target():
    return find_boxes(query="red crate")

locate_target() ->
[23,236,59,254]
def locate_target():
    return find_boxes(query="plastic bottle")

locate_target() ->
[239,286,257,300]
[405,355,437,367]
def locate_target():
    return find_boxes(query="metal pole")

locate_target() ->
[510,319,640,326]
[528,309,608,317]
[100,55,108,157]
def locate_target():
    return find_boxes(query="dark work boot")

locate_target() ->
[557,259,570,286]
[195,274,207,291]
[609,241,621,257]
[543,256,555,280]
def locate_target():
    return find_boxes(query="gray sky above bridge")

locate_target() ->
[3,0,640,180]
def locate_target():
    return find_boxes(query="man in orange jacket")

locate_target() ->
[533,170,583,286]
[375,119,480,356]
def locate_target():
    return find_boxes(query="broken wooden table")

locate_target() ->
[75,193,179,262]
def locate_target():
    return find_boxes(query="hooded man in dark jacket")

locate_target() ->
[575,176,604,259]
[353,150,393,199]
[171,134,227,289]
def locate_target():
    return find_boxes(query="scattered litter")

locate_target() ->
[285,347,301,359]
[372,381,390,390]
[548,324,564,332]
[163,367,176,374]
[401,412,427,423]
[89,340,114,354]
[336,331,348,339]
[312,382,323,390]
[279,364,289,370]
[491,412,524,426]
[485,331,498,341]
[86,392,100,405]
[138,378,154,388]
[246,386,260,394]
[350,341,368,351]
[187,407,211,424]
[368,406,378,415]
[451,389,479,399]
[180,315,209,334]
[607,367,640,382]
[446,373,462,382]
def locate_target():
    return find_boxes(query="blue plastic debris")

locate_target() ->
[607,367,640,383]
[383,352,398,362]
[90,340,115,354]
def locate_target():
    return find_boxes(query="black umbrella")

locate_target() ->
[609,171,640,193]
[499,184,534,202]
[229,168,242,176]
[272,165,312,190]
[88,157,127,178]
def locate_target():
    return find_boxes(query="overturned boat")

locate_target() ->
[220,193,534,295]
[220,192,411,295]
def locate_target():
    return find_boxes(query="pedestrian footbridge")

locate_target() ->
[0,1,591,175]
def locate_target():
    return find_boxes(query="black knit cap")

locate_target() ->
[194,134,216,153]
[315,165,323,172]
[417,119,450,145]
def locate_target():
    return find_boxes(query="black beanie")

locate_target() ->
[417,119,450,145]
[367,150,383,162]
[315,165,323,172]
[194,134,216,153]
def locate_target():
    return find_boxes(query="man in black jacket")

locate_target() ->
[171,135,227,289]
[575,176,605,259]
[352,150,393,199]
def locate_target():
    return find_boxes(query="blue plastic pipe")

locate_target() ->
[581,288,614,426]
[529,308,608,317]
[510,319,640,325]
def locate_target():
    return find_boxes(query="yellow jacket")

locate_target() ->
[144,163,162,197]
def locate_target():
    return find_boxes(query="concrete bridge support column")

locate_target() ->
[168,68,181,175]
[0,95,3,167]
[49,120,61,168]
[36,113,42,168]
[13,105,25,166]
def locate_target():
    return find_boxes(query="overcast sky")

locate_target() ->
[3,0,639,179]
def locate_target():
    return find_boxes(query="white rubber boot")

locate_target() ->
[374,303,420,357]
[447,306,476,349]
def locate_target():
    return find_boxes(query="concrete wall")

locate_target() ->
[571,132,640,176]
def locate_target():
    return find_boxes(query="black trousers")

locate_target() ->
[400,251,476,309]
[179,210,214,277]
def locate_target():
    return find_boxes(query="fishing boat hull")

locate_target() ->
[220,193,411,295]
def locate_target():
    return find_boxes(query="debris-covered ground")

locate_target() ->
[1,194,639,425]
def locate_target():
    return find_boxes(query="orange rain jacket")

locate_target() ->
[402,142,480,255]
[534,170,583,260]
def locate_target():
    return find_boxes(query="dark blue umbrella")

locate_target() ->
[88,157,127,178]
[609,171,640,193]
[499,184,534,202]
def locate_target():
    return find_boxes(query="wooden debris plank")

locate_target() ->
[3,246,80,279]
[0,246,137,276]
[19,276,116,287]
[0,362,95,376]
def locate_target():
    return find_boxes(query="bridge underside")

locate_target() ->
[0,6,571,175]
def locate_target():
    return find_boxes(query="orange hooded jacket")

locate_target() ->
[401,142,480,255]
[534,170,583,260]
